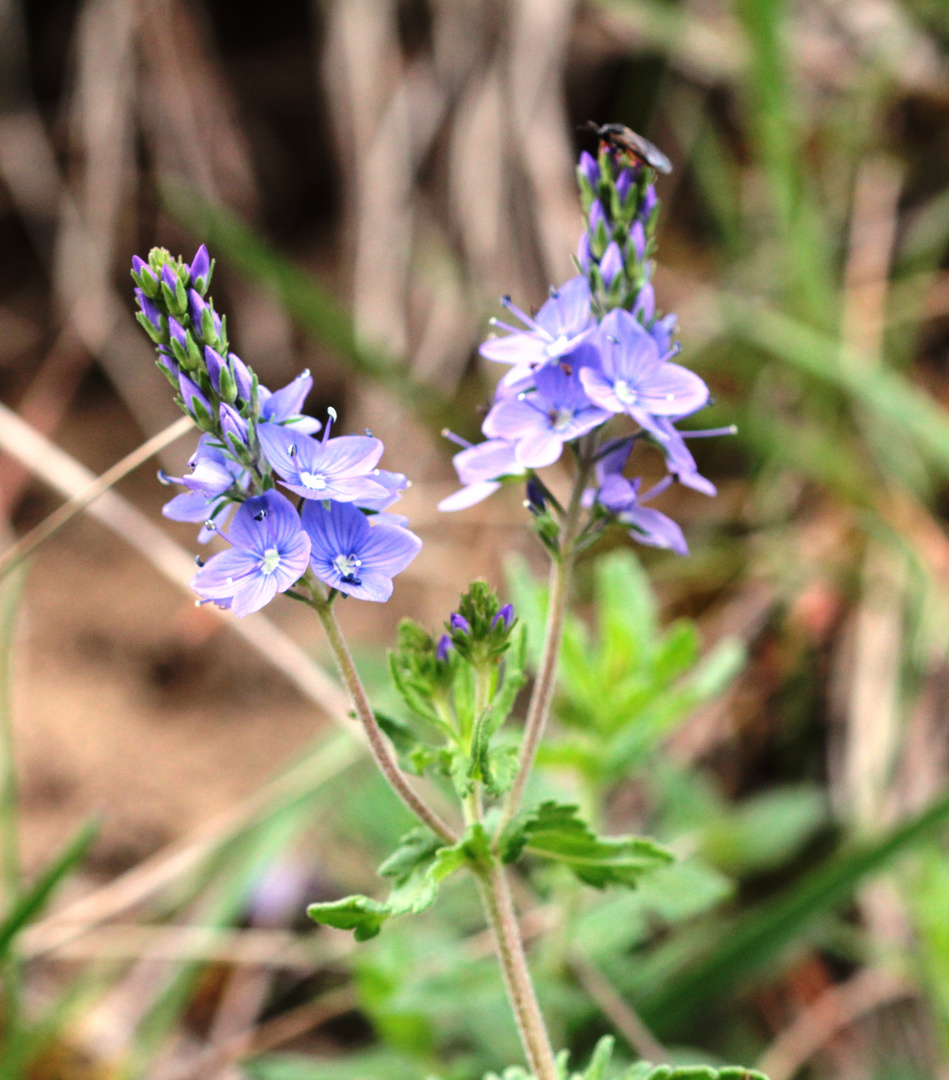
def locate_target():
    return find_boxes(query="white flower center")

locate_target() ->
[334,553,363,580]
[613,379,637,407]
[549,407,574,432]
[545,334,569,356]
[261,546,281,574]
[299,471,327,491]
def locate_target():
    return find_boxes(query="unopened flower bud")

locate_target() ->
[436,634,452,662]
[189,244,212,294]
[450,613,470,634]
[600,241,624,289]
[491,603,514,631]
[228,352,253,402]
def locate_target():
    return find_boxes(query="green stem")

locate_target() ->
[476,860,559,1080]
[309,590,457,846]
[502,457,590,828]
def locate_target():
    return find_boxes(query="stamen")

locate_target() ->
[500,295,542,334]
[194,555,205,567]
[681,424,738,439]
[441,428,472,450]
[639,475,673,504]
[203,519,217,531]
[322,406,337,444]
[253,509,268,521]
[288,444,298,458]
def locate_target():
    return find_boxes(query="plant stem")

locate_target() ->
[310,592,457,846]
[476,860,559,1080]
[502,458,589,828]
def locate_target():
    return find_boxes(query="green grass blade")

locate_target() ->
[0,817,99,959]
[637,789,949,1031]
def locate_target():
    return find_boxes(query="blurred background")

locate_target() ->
[2,0,949,1077]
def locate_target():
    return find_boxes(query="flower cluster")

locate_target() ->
[439,138,732,555]
[133,246,421,615]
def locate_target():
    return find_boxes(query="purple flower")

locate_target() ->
[258,421,388,503]
[482,363,610,469]
[650,313,677,356]
[438,437,525,512]
[578,308,708,440]
[633,280,655,323]
[188,244,211,290]
[357,470,408,512]
[631,220,647,261]
[191,490,311,617]
[135,288,163,333]
[616,169,634,205]
[188,289,222,340]
[599,241,624,288]
[259,371,321,433]
[641,184,657,220]
[479,276,595,381]
[219,403,249,447]
[228,353,253,402]
[491,604,514,630]
[652,418,736,497]
[161,436,248,541]
[302,500,421,602]
[588,200,608,236]
[450,613,471,634]
[161,263,179,295]
[577,231,592,272]
[436,634,453,662]
[178,371,211,420]
[578,150,600,187]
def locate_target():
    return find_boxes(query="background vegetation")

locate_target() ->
[1,0,949,1077]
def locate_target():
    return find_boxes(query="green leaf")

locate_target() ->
[308,825,488,941]
[0,816,99,958]
[500,801,673,888]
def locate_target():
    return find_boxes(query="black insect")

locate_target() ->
[581,121,673,175]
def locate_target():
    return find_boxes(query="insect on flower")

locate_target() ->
[582,121,673,175]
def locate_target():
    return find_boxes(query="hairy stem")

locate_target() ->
[476,860,559,1080]
[502,459,589,827]
[310,593,457,846]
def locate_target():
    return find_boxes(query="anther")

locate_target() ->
[157,470,173,485]
[288,444,297,457]
[204,519,217,531]
[253,509,268,521]
[327,406,338,421]
[194,555,205,567]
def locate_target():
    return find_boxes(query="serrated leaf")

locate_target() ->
[308,825,487,941]
[500,801,673,888]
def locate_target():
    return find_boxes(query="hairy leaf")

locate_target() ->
[500,802,673,888]
[308,825,489,941]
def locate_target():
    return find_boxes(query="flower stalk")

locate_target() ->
[308,588,457,847]
[475,860,559,1080]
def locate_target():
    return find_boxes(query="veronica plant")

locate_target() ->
[134,130,762,1080]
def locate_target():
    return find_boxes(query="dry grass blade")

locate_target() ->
[570,953,668,1063]
[756,967,915,1080]
[0,400,352,723]
[0,414,194,578]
